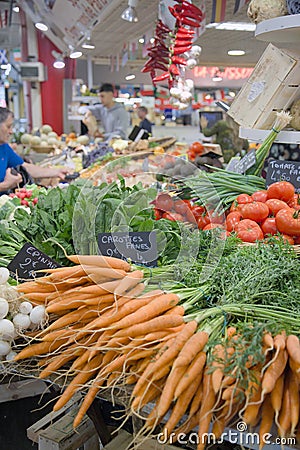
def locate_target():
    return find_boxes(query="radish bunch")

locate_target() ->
[0,268,46,360]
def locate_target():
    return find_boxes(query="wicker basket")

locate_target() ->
[30,145,55,154]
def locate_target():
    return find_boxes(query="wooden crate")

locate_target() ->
[27,394,100,450]
[103,430,179,450]
[228,43,300,129]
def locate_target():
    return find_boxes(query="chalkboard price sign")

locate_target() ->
[266,159,300,193]
[8,243,60,280]
[232,149,256,174]
[98,232,157,267]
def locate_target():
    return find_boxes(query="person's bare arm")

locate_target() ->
[0,169,22,192]
[23,163,69,180]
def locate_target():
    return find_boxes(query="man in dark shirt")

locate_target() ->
[137,106,152,135]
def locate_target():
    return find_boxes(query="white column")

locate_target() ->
[26,16,42,130]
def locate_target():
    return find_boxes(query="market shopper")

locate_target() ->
[137,106,153,134]
[0,107,69,194]
[83,83,129,141]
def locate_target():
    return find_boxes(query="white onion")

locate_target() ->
[0,319,15,340]
[0,298,9,319]
[13,313,31,331]
[19,301,33,315]
[0,268,9,285]
[0,340,11,356]
[30,305,46,325]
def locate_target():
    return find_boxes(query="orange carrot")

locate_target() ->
[156,365,187,420]
[286,334,300,365]
[132,321,197,398]
[113,270,144,297]
[39,348,84,379]
[243,370,263,426]
[271,373,284,427]
[14,338,68,361]
[262,349,288,397]
[274,331,286,350]
[278,374,291,438]
[67,254,131,271]
[188,382,203,420]
[173,331,209,368]
[163,372,202,436]
[174,351,206,400]
[45,307,99,332]
[109,293,180,330]
[53,354,103,411]
[263,332,274,354]
[258,395,274,450]
[289,369,299,435]
[211,344,225,395]
[112,314,185,339]
[197,369,216,450]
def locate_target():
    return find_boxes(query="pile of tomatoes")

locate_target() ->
[226,181,300,244]
[153,181,300,244]
[9,188,38,207]
[187,141,205,162]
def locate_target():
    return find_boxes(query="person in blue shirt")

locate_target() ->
[0,107,68,193]
[137,106,152,135]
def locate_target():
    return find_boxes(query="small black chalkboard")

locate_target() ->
[98,232,157,267]
[232,149,256,174]
[266,159,300,193]
[226,156,240,172]
[8,243,60,280]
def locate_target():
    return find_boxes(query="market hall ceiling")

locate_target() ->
[16,0,270,68]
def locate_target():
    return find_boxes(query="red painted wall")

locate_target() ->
[37,31,76,135]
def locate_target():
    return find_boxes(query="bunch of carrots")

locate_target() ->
[13,255,300,449]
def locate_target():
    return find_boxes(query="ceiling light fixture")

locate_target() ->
[228,49,245,56]
[52,50,65,69]
[13,6,19,12]
[35,21,48,31]
[121,0,139,23]
[206,22,256,32]
[69,45,82,59]
[125,74,136,81]
[212,75,223,82]
[81,30,95,50]
[138,37,144,44]
[150,37,155,44]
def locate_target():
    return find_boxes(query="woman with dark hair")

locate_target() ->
[0,107,68,193]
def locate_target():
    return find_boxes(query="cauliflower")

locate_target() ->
[247,0,288,23]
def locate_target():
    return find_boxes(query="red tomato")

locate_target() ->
[203,223,224,230]
[155,193,173,211]
[236,219,264,242]
[192,206,206,220]
[265,199,290,216]
[261,217,278,236]
[226,211,242,232]
[187,150,196,161]
[189,141,204,155]
[272,234,295,245]
[267,181,295,202]
[288,194,300,211]
[236,194,253,204]
[154,209,162,220]
[275,208,300,236]
[208,210,225,225]
[183,200,193,210]
[162,212,184,222]
[197,214,211,230]
[251,190,268,203]
[230,194,253,213]
[240,202,269,223]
